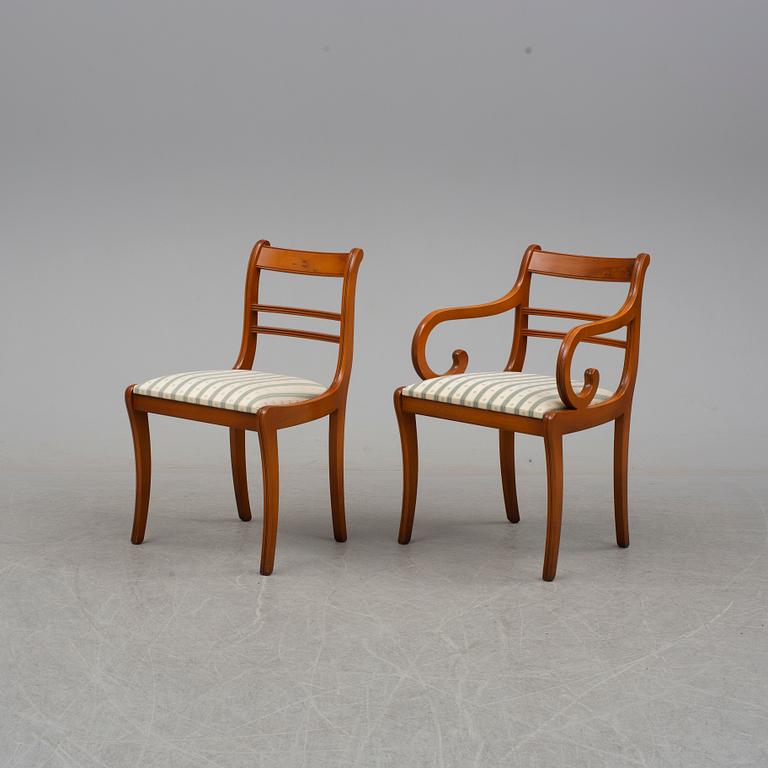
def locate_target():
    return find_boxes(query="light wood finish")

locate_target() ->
[397,244,650,581]
[126,240,363,574]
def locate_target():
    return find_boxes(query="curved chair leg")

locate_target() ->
[328,409,348,542]
[229,428,252,522]
[395,390,419,545]
[499,430,520,523]
[258,423,280,575]
[613,411,631,548]
[542,426,563,581]
[125,386,151,545]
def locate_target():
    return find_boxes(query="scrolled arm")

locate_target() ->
[555,300,640,410]
[411,287,525,379]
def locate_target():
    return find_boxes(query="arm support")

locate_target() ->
[555,295,640,409]
[411,286,526,379]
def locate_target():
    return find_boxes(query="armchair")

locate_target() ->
[395,244,650,580]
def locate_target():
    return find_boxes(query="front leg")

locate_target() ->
[395,389,419,544]
[125,385,152,544]
[258,421,280,575]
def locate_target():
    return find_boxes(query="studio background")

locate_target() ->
[2,0,767,483]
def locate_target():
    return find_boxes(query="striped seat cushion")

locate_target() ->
[134,370,326,414]
[401,371,612,419]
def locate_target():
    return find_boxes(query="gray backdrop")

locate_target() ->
[2,0,767,482]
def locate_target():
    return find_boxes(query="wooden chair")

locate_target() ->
[125,240,363,575]
[394,244,650,581]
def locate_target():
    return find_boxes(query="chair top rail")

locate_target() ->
[529,250,636,282]
[257,246,349,277]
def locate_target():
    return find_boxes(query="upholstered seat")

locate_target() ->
[401,371,612,419]
[134,370,326,414]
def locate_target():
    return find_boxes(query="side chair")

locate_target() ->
[125,240,363,575]
[394,245,650,581]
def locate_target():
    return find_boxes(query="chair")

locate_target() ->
[394,244,650,581]
[125,240,363,575]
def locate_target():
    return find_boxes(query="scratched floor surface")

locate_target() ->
[1,466,766,767]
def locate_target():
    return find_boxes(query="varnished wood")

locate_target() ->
[125,385,151,545]
[499,430,519,524]
[249,325,341,344]
[229,428,252,522]
[397,244,650,580]
[614,411,631,547]
[521,328,626,348]
[542,419,564,581]
[133,393,262,429]
[400,395,547,435]
[251,303,342,321]
[328,409,347,542]
[257,245,348,277]
[529,249,636,281]
[257,421,279,575]
[126,240,363,575]
[522,307,606,322]
[410,244,537,380]
[394,388,419,545]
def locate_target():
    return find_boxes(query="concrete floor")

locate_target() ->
[1,465,767,767]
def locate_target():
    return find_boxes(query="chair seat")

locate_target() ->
[134,370,326,414]
[401,371,613,419]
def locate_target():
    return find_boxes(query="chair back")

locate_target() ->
[506,245,650,397]
[234,241,364,391]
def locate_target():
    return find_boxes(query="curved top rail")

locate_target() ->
[257,246,349,277]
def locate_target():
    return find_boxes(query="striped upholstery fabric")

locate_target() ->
[401,371,612,419]
[134,370,326,414]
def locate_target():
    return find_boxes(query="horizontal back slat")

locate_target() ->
[252,303,342,321]
[529,251,636,282]
[522,307,606,322]
[522,328,626,349]
[257,246,348,277]
[250,325,340,344]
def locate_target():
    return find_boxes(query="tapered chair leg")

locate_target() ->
[328,409,348,542]
[499,430,520,523]
[125,386,151,545]
[230,428,252,522]
[395,390,419,545]
[613,412,631,548]
[258,423,280,575]
[542,426,564,581]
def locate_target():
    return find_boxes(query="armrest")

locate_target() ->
[411,285,525,379]
[555,296,640,409]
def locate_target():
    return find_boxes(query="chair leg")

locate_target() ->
[395,390,419,545]
[229,428,252,522]
[328,409,348,543]
[499,430,520,523]
[613,412,631,548]
[258,423,280,575]
[125,386,151,545]
[542,426,564,581]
